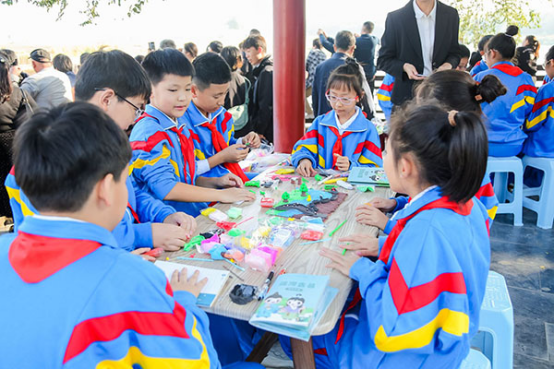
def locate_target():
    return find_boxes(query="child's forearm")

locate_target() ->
[196,176,220,189]
[207,151,227,169]
[164,182,224,202]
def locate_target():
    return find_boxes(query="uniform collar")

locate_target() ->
[319,107,368,133]
[144,104,187,131]
[491,61,514,68]
[187,102,225,127]
[394,186,473,221]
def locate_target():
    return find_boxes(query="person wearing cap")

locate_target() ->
[20,48,73,109]
[0,49,27,85]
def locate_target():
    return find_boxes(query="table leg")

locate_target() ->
[291,337,315,369]
[246,332,279,363]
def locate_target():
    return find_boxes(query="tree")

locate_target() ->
[445,0,551,48]
[1,0,153,25]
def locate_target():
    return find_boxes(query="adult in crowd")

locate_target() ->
[354,21,380,94]
[159,39,177,49]
[207,41,223,54]
[516,35,540,79]
[53,54,76,87]
[221,46,248,110]
[0,51,37,217]
[317,29,335,54]
[312,30,375,118]
[20,49,72,109]
[242,35,274,142]
[241,29,262,79]
[184,42,198,62]
[377,0,461,107]
[305,38,327,118]
[0,49,27,85]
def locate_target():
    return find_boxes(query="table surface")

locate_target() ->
[163,168,392,336]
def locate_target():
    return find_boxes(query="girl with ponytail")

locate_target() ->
[292,58,382,176]
[474,25,538,157]
[309,102,491,369]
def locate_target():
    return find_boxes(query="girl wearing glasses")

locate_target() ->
[292,58,382,177]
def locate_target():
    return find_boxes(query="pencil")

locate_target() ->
[329,220,347,237]
[224,258,246,271]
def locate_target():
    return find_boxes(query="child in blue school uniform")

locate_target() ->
[183,52,261,182]
[0,102,219,368]
[470,35,493,77]
[474,25,538,157]
[356,70,506,234]
[292,58,383,177]
[129,49,255,218]
[4,50,196,255]
[282,102,491,368]
[376,73,395,123]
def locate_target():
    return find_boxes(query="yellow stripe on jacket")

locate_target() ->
[96,317,211,369]
[129,145,180,178]
[510,96,535,113]
[374,309,469,352]
[526,106,554,129]
[5,187,35,217]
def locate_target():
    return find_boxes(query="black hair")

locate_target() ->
[220,46,241,71]
[416,70,506,113]
[0,49,17,66]
[13,102,131,212]
[459,44,471,59]
[53,54,73,74]
[363,21,375,34]
[250,29,261,36]
[313,38,322,49]
[389,103,488,203]
[524,35,540,55]
[160,39,177,49]
[478,35,494,52]
[207,41,223,54]
[142,48,194,85]
[486,25,519,59]
[192,52,232,90]
[546,45,554,62]
[469,52,481,69]
[335,30,356,51]
[0,51,13,103]
[80,52,90,66]
[326,58,365,107]
[243,36,267,53]
[75,50,151,102]
[184,42,198,59]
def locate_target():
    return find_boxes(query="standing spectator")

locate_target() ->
[0,49,26,85]
[305,38,327,118]
[184,42,198,62]
[221,46,248,110]
[241,29,263,78]
[317,29,335,54]
[456,44,471,71]
[159,39,177,49]
[516,35,540,78]
[377,0,461,107]
[20,49,72,109]
[53,54,76,87]
[242,35,274,142]
[0,51,36,217]
[207,41,223,54]
[354,21,380,94]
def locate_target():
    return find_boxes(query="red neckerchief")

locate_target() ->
[491,63,523,77]
[327,126,353,170]
[127,202,140,224]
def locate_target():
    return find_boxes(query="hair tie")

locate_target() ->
[0,57,5,65]
[504,33,514,38]
[475,94,483,102]
[448,110,458,127]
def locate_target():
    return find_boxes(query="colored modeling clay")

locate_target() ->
[216,221,236,231]
[314,174,323,181]
[227,207,243,219]
[184,235,205,251]
[336,180,354,190]
[209,244,228,260]
[261,197,275,208]
[300,230,324,241]
[143,247,163,258]
[201,208,217,217]
[208,209,228,222]
[228,228,245,237]
[245,180,260,188]
[275,168,295,175]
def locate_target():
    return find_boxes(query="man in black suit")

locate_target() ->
[377,0,460,106]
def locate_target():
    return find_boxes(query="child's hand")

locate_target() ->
[339,234,380,257]
[218,188,256,203]
[164,212,196,238]
[355,204,389,230]
[243,132,261,148]
[333,154,350,171]
[152,223,190,251]
[218,173,244,188]
[222,144,249,163]
[319,247,361,277]
[297,159,317,177]
[170,268,208,298]
[368,197,397,213]
[131,247,156,262]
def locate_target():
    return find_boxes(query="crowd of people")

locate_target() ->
[0,0,553,367]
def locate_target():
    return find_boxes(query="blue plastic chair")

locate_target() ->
[470,271,514,369]
[460,349,492,369]
[486,157,523,226]
[522,156,554,229]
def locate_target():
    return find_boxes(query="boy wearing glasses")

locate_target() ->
[5,50,197,255]
[292,59,382,177]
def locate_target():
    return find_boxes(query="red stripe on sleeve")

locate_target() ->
[9,166,15,175]
[388,258,467,315]
[221,112,233,134]
[318,132,325,148]
[380,83,394,92]
[130,131,173,152]
[353,142,364,155]
[516,84,538,95]
[64,301,189,363]
[532,97,554,113]
[364,141,383,158]
[474,183,495,199]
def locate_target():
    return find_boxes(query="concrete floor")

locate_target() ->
[490,209,554,369]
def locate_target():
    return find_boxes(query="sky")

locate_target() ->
[1,0,553,63]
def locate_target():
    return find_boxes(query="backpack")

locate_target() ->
[228,78,251,131]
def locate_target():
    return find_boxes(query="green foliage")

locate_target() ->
[445,0,552,49]
[2,0,154,26]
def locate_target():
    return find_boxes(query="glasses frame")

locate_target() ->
[325,93,358,106]
[94,88,144,121]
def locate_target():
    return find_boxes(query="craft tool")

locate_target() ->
[175,257,215,262]
[299,237,332,246]
[224,258,246,271]
[257,270,275,301]
[329,220,347,237]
